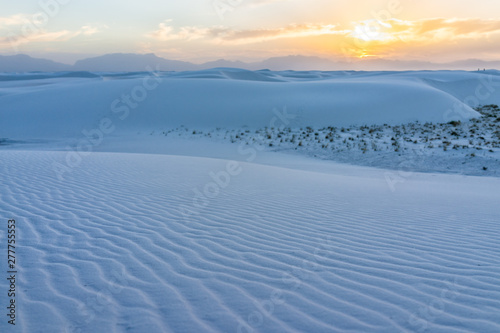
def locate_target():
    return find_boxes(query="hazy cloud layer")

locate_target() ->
[147,21,344,44]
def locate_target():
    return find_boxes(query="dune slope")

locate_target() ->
[2,70,495,140]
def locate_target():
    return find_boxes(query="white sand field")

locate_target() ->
[1,69,499,333]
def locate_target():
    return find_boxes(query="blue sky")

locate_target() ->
[1,0,500,64]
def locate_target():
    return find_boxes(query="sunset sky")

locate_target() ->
[1,0,500,64]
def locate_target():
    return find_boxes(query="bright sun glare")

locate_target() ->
[350,20,393,42]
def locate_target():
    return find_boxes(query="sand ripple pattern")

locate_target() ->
[0,151,499,333]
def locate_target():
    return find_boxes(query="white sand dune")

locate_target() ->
[2,69,496,140]
[0,150,499,333]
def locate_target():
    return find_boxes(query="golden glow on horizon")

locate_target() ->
[358,50,371,58]
[138,16,500,62]
[342,19,410,59]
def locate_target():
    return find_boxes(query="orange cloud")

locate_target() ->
[0,25,101,50]
[342,17,500,58]
[376,18,500,43]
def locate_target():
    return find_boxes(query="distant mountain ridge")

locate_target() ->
[72,53,199,72]
[1,53,499,72]
[0,54,72,72]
